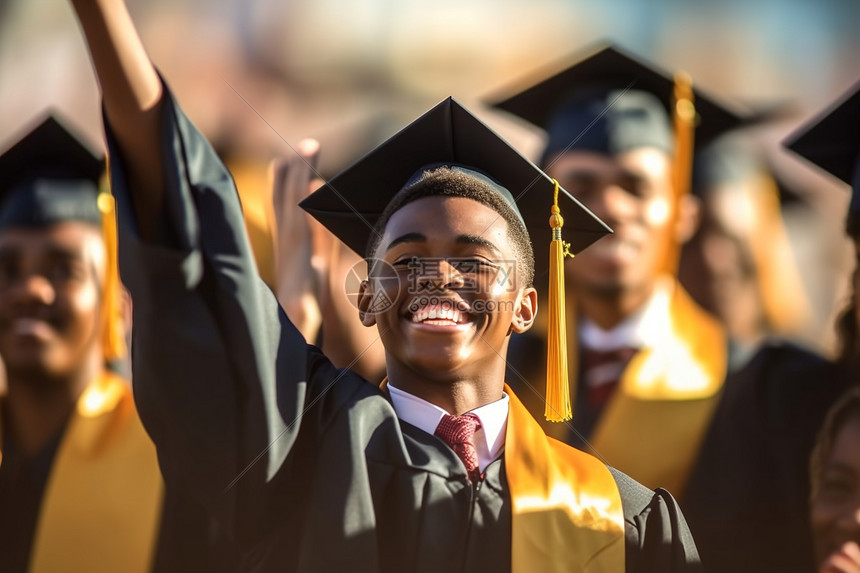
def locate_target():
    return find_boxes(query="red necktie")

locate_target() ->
[435,413,482,482]
[581,346,638,409]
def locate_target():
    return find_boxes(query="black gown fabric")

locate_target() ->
[682,340,851,573]
[108,85,702,572]
[0,412,65,573]
[507,330,851,573]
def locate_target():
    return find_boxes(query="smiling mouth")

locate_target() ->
[6,317,55,338]
[408,299,473,327]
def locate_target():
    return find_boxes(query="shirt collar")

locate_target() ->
[387,383,508,471]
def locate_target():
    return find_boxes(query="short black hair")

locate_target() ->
[366,166,535,287]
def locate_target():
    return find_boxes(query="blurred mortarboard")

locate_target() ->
[783,79,860,234]
[300,96,611,281]
[487,43,743,163]
[0,113,104,229]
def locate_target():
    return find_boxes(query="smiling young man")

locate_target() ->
[491,45,738,493]
[69,0,704,570]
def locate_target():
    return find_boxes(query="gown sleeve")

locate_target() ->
[609,468,703,572]
[105,81,364,544]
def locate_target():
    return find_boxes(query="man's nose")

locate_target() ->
[10,273,56,306]
[417,258,466,291]
[591,184,636,224]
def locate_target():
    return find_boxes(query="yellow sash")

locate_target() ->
[589,278,726,496]
[506,385,625,573]
[0,371,164,573]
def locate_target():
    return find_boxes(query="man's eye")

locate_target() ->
[452,258,497,273]
[0,260,20,285]
[819,477,856,500]
[392,256,418,268]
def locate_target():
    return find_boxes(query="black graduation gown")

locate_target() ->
[682,340,851,573]
[107,84,702,572]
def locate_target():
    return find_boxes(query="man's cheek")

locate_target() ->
[643,197,672,227]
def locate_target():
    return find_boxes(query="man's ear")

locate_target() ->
[511,287,538,334]
[675,193,702,245]
[357,279,377,326]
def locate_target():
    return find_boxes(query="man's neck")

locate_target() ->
[3,359,101,456]
[577,284,654,331]
[385,365,505,417]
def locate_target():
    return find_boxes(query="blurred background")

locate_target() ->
[0,0,858,355]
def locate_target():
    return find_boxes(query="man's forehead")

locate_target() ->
[384,196,510,236]
[0,221,105,256]
[550,147,671,177]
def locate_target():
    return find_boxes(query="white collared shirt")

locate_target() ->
[387,383,508,473]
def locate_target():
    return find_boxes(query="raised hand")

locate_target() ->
[271,139,323,342]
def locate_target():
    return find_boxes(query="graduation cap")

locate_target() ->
[301,96,612,421]
[0,115,104,228]
[784,79,860,235]
[0,113,126,363]
[488,43,743,163]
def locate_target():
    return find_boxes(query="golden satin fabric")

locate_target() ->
[0,371,164,573]
[589,277,726,497]
[506,385,625,573]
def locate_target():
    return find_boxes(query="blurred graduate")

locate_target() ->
[0,115,220,572]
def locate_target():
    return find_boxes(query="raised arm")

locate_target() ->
[67,0,368,543]
[70,0,164,239]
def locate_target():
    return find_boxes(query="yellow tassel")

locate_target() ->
[662,71,696,276]
[545,179,572,422]
[97,190,127,363]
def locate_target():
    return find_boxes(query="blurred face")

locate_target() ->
[811,416,860,571]
[546,148,676,300]
[681,190,761,340]
[361,196,535,380]
[0,222,104,382]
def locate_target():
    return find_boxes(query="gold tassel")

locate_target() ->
[97,190,127,363]
[662,71,696,276]
[545,179,573,422]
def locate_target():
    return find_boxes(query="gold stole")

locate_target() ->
[589,277,727,497]
[0,371,164,573]
[506,385,625,573]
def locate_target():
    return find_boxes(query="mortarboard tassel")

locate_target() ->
[663,71,696,276]
[97,189,127,363]
[545,179,573,422]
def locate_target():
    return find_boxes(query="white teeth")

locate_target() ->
[410,304,467,324]
[13,318,48,335]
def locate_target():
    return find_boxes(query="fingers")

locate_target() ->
[271,138,321,222]
[820,542,860,573]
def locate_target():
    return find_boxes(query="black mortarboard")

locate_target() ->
[488,43,743,164]
[0,114,104,229]
[299,96,611,281]
[783,79,860,234]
